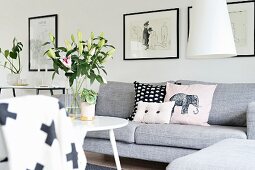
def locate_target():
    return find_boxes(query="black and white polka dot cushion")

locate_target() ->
[128,81,166,121]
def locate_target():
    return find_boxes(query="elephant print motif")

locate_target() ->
[169,93,199,115]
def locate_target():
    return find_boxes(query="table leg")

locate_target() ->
[109,129,121,170]
[50,89,54,96]
[36,89,39,95]
[0,88,1,94]
[12,88,16,97]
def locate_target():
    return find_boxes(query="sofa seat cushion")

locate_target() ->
[86,121,141,143]
[135,124,247,150]
[167,139,255,170]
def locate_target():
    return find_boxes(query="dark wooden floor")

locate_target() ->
[86,152,168,170]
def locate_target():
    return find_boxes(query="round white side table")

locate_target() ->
[72,116,128,170]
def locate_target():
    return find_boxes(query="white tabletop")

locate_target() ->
[72,116,129,132]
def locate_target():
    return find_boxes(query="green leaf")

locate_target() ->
[66,48,76,57]
[57,47,67,52]
[9,52,17,59]
[42,42,50,46]
[68,73,77,87]
[53,62,59,74]
[52,72,56,80]
[43,50,49,56]
[4,50,9,57]
[104,45,115,48]
[102,68,107,75]
[95,75,104,84]
[90,76,95,85]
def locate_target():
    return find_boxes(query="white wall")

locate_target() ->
[0,0,254,98]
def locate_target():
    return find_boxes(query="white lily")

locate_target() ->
[60,56,72,69]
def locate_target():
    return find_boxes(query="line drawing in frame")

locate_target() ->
[188,1,255,57]
[28,14,58,71]
[123,8,179,60]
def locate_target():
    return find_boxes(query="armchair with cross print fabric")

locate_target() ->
[0,95,86,170]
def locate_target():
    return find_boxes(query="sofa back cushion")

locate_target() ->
[96,81,135,118]
[176,80,255,126]
[96,81,174,118]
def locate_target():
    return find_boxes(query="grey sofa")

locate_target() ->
[83,80,255,163]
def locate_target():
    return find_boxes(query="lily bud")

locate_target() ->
[107,48,116,56]
[101,55,112,63]
[71,34,75,43]
[89,47,96,56]
[99,32,104,38]
[87,38,92,50]
[98,39,105,48]
[78,43,83,55]
[49,33,55,43]
[87,55,92,62]
[78,31,83,42]
[65,40,72,51]
[47,49,56,58]
[102,77,107,84]
[90,32,95,39]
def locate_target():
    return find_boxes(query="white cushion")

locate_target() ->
[164,83,217,126]
[133,101,175,124]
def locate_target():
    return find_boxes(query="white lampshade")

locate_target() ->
[187,0,237,58]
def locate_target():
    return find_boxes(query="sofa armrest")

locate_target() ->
[247,102,255,139]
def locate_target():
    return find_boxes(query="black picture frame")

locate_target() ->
[28,14,58,71]
[188,1,255,57]
[123,8,179,60]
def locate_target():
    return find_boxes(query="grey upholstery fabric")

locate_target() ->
[95,81,174,119]
[83,138,196,163]
[135,124,247,150]
[0,163,8,170]
[167,139,255,170]
[176,80,255,126]
[247,102,255,139]
[95,81,135,118]
[86,121,141,143]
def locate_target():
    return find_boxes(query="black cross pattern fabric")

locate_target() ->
[0,103,17,126]
[66,143,79,169]
[34,163,44,170]
[40,121,57,146]
[128,81,166,121]
[58,101,65,110]
[0,157,8,163]
[0,95,87,169]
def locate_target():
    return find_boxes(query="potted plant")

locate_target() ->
[0,38,23,85]
[80,88,97,120]
[44,31,115,119]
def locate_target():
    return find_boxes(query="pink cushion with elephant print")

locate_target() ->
[164,83,217,126]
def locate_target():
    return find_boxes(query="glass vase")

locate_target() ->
[64,77,86,119]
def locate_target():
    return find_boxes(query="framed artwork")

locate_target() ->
[188,1,255,57]
[123,8,179,60]
[28,14,58,71]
